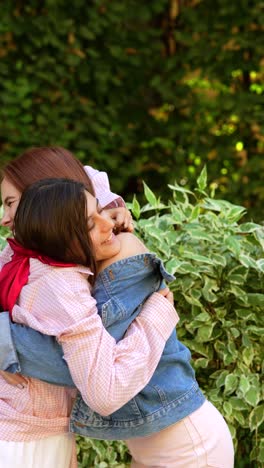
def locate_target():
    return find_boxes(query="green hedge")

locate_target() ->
[130,168,264,467]
[0,1,264,220]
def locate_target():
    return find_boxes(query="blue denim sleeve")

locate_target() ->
[0,313,20,373]
[0,313,75,388]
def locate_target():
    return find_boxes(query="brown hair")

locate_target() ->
[1,147,94,195]
[14,178,97,279]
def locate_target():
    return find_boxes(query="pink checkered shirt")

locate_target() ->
[0,167,178,443]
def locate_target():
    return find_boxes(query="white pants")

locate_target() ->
[127,401,234,467]
[0,433,75,468]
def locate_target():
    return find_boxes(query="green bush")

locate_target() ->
[0,1,264,219]
[76,437,130,468]
[0,168,263,466]
[130,167,264,467]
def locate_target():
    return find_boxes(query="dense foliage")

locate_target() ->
[0,1,263,219]
[130,168,264,467]
[0,169,263,466]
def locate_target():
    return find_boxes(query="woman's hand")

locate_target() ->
[157,287,174,305]
[104,207,134,233]
[0,370,27,389]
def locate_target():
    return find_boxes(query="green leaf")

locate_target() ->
[244,387,260,407]
[168,183,193,196]
[169,205,186,223]
[202,198,225,213]
[232,410,246,426]
[177,276,196,293]
[207,388,222,403]
[197,165,207,191]
[239,254,258,270]
[249,404,264,430]
[238,223,261,233]
[235,309,253,320]
[213,370,228,394]
[185,227,213,242]
[247,326,264,336]
[229,285,248,304]
[0,236,7,250]
[227,424,236,440]
[229,397,248,411]
[230,327,240,338]
[195,311,211,322]
[246,293,264,306]
[242,347,254,367]
[202,276,219,302]
[227,273,246,285]
[194,357,209,368]
[224,374,238,395]
[131,196,141,220]
[183,250,214,264]
[210,253,227,267]
[148,227,164,241]
[225,205,247,223]
[224,236,241,256]
[257,439,264,463]
[223,401,233,417]
[177,262,201,277]
[256,259,264,272]
[183,293,203,308]
[165,258,182,275]
[196,324,215,342]
[143,182,157,207]
[254,228,264,251]
[189,205,200,221]
[214,341,228,362]
[228,265,247,278]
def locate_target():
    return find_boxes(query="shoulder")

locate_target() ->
[117,232,148,256]
[98,233,148,271]
[28,262,95,313]
[29,260,93,293]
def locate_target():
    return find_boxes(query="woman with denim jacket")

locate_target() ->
[0,149,177,468]
[0,149,234,467]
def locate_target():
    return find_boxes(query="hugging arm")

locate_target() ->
[0,292,174,394]
[0,287,174,395]
[9,268,177,416]
[0,312,74,386]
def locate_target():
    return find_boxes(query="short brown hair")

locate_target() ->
[1,147,94,195]
[14,178,97,279]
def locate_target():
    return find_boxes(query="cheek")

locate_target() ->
[11,203,19,220]
[89,230,99,251]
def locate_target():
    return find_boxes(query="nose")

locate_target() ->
[0,211,12,228]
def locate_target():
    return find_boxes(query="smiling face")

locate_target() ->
[85,191,121,261]
[0,178,121,264]
[0,177,22,229]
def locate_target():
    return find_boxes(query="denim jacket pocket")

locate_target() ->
[100,296,127,328]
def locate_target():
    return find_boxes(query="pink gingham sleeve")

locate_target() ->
[12,265,178,416]
[84,165,125,208]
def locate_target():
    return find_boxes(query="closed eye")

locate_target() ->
[4,197,17,208]
[87,197,101,231]
[87,220,95,231]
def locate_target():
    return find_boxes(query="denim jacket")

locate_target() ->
[0,253,205,439]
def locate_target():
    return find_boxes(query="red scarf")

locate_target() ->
[0,238,76,318]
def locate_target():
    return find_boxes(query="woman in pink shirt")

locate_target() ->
[0,148,177,468]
